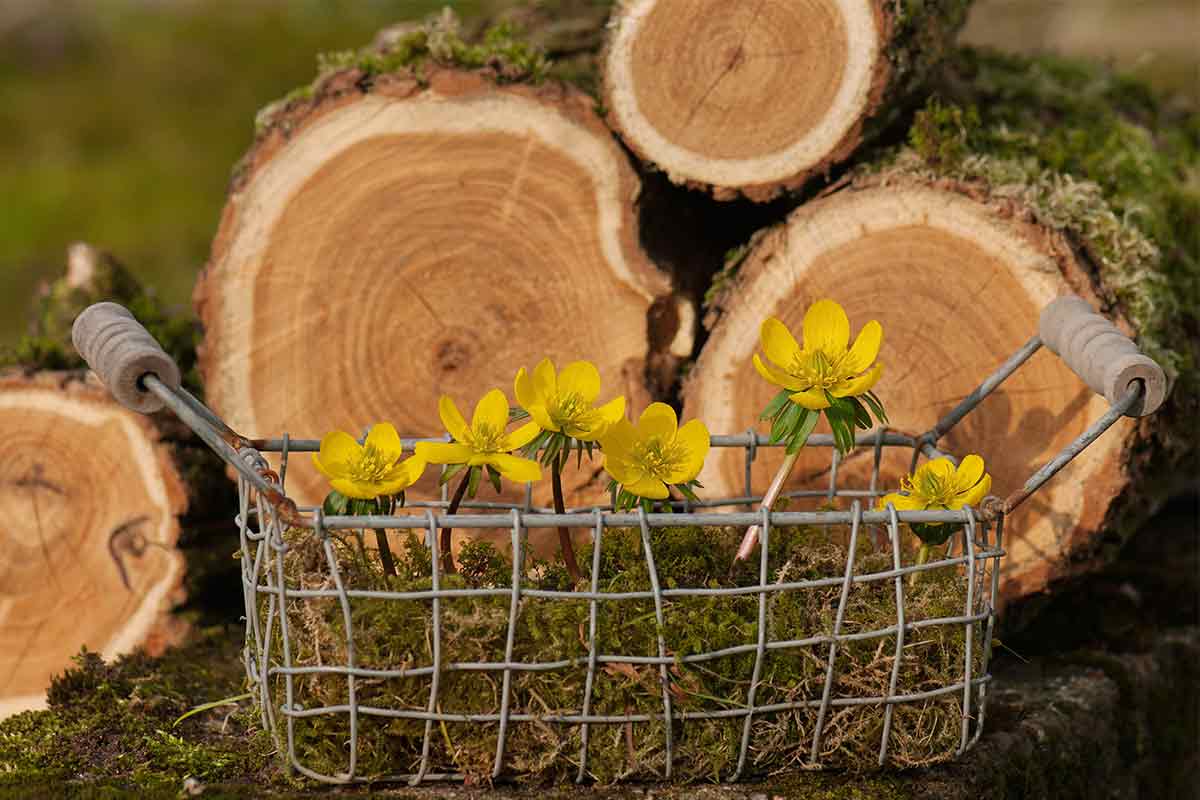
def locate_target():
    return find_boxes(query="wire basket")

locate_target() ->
[70,296,1166,785]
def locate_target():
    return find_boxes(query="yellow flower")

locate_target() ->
[312,422,426,500]
[415,389,543,483]
[753,299,883,410]
[600,403,709,500]
[879,455,992,517]
[514,358,625,441]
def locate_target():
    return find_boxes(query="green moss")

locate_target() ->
[267,522,984,784]
[0,251,201,392]
[931,49,1199,384]
[884,47,1200,497]
[886,1,976,103]
[0,628,272,791]
[703,242,754,310]
[256,10,551,135]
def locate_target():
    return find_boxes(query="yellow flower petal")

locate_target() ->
[558,360,601,404]
[753,353,806,391]
[879,492,926,512]
[438,396,471,443]
[843,319,882,375]
[575,396,626,442]
[330,477,375,500]
[596,395,626,424]
[365,422,403,463]
[527,403,559,433]
[602,454,641,486]
[953,454,986,494]
[802,299,850,357]
[533,357,557,400]
[514,367,538,411]
[760,317,801,369]
[666,419,710,483]
[924,458,956,481]
[600,418,637,460]
[383,455,427,488]
[375,480,407,497]
[505,420,542,451]
[312,452,340,480]
[636,402,677,441]
[487,453,542,483]
[624,475,669,500]
[832,362,882,399]
[314,431,360,478]
[959,472,992,508]
[414,441,474,465]
[788,387,831,410]
[472,389,509,432]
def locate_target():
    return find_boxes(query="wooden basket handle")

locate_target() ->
[1039,295,1166,417]
[71,302,181,414]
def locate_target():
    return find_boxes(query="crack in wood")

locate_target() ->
[0,618,46,694]
[681,0,768,127]
[9,464,65,591]
[107,515,151,592]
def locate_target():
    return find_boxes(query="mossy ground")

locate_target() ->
[267,522,986,784]
[0,626,274,798]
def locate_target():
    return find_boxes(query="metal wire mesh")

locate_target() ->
[83,310,1140,785]
[234,430,1004,785]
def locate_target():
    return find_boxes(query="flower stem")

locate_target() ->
[440,472,470,574]
[735,450,799,562]
[373,497,398,578]
[910,542,932,587]
[374,529,397,576]
[552,451,581,586]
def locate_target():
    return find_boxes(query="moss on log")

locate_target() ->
[251,9,556,140]
[910,48,1199,568]
[0,627,273,797]
[0,244,199,391]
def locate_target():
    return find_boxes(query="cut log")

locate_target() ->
[686,154,1190,610]
[686,175,1130,605]
[686,47,1195,607]
[196,61,693,538]
[0,371,187,718]
[601,0,972,201]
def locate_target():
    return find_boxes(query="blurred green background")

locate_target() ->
[0,0,1195,349]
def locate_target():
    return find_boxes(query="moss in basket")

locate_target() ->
[264,521,984,783]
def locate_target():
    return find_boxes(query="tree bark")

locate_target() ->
[197,64,694,558]
[601,0,973,201]
[0,370,188,718]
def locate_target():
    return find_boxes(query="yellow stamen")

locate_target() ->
[630,437,688,481]
[470,423,506,454]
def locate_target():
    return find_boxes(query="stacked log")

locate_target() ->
[196,22,694,527]
[0,247,196,716]
[602,0,972,199]
[192,7,1195,603]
